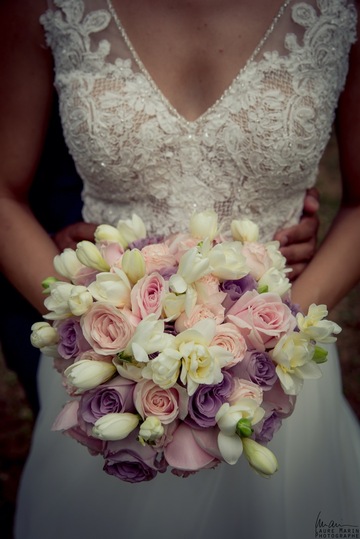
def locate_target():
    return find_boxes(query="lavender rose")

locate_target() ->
[186,371,234,428]
[221,275,257,311]
[255,411,282,444]
[233,350,277,391]
[78,377,136,426]
[57,318,90,360]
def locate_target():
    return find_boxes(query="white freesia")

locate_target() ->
[30,321,59,349]
[116,214,147,247]
[162,292,186,320]
[242,438,278,476]
[231,218,259,242]
[265,241,288,271]
[258,267,291,296]
[87,269,131,307]
[207,241,249,280]
[215,399,265,465]
[297,304,342,343]
[76,240,110,271]
[138,416,165,444]
[113,357,145,382]
[169,247,211,294]
[53,248,85,280]
[174,318,233,396]
[68,285,93,316]
[94,224,126,245]
[271,332,321,395]
[121,248,146,283]
[92,413,139,441]
[142,348,182,388]
[189,210,219,240]
[64,360,116,390]
[43,282,75,320]
[123,315,175,363]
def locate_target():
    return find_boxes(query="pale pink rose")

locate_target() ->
[140,243,177,274]
[175,302,225,332]
[134,380,188,425]
[195,274,227,305]
[130,272,166,319]
[242,242,273,280]
[81,303,136,355]
[166,234,200,263]
[262,380,296,418]
[228,378,263,406]
[164,423,218,471]
[97,241,124,267]
[227,290,296,350]
[210,322,247,368]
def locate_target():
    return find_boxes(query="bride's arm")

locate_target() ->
[291,14,360,313]
[0,0,60,313]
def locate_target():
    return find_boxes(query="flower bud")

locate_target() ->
[138,416,164,444]
[231,219,259,242]
[92,412,139,441]
[242,437,278,476]
[94,224,125,245]
[30,322,59,349]
[53,249,84,281]
[68,286,93,316]
[64,360,116,390]
[116,214,147,247]
[76,241,110,272]
[121,249,146,283]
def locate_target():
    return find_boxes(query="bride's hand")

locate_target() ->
[273,187,320,281]
[52,222,98,251]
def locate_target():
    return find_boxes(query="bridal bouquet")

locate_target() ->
[31,210,340,483]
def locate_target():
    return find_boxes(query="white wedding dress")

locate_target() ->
[15,1,360,538]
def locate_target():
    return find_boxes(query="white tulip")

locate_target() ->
[121,248,146,283]
[53,248,85,280]
[189,210,219,240]
[92,413,139,441]
[207,241,249,280]
[87,269,131,307]
[116,214,147,247]
[231,219,259,242]
[30,321,59,349]
[94,224,126,245]
[64,360,116,390]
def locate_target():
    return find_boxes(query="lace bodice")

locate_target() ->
[41,0,357,239]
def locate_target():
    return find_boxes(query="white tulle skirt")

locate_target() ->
[15,344,360,539]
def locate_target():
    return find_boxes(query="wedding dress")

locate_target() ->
[15,1,360,538]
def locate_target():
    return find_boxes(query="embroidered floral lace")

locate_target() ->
[41,0,357,238]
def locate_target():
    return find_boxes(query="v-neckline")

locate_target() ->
[105,0,293,125]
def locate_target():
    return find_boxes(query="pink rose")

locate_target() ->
[242,242,273,280]
[134,380,188,424]
[228,378,263,406]
[131,272,166,319]
[210,322,247,368]
[166,234,200,263]
[81,303,136,355]
[140,243,177,273]
[195,274,227,305]
[98,241,124,267]
[175,303,225,332]
[164,423,218,471]
[227,290,296,350]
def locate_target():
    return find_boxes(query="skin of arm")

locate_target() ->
[291,3,360,312]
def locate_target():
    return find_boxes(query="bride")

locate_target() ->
[0,1,359,538]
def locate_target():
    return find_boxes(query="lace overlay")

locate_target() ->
[41,0,357,239]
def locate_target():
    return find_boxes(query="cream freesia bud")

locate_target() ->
[242,437,278,476]
[43,282,75,320]
[64,360,116,390]
[53,248,85,280]
[190,210,219,240]
[116,214,147,247]
[68,286,93,316]
[94,224,126,246]
[92,412,139,441]
[138,416,164,444]
[121,249,146,283]
[76,241,110,272]
[296,304,342,343]
[169,247,210,293]
[231,219,259,242]
[30,322,59,349]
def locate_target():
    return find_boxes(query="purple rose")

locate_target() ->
[104,435,166,483]
[78,377,136,426]
[221,275,257,311]
[186,371,234,428]
[57,318,90,359]
[233,350,277,391]
[255,412,282,444]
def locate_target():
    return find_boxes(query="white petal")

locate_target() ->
[217,432,243,465]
